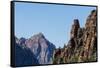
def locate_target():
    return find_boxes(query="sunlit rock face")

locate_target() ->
[53,10,97,64]
[25,33,56,64]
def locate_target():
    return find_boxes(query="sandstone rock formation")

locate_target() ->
[53,10,97,64]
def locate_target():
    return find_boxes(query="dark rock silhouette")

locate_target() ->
[19,37,26,46]
[15,42,39,67]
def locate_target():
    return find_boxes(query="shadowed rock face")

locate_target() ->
[53,10,97,64]
[15,33,56,65]
[15,42,39,67]
[19,37,26,46]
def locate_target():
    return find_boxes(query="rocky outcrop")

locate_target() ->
[80,10,97,62]
[25,33,56,64]
[53,10,97,64]
[71,19,80,38]
[15,33,56,65]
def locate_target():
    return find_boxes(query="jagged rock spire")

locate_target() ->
[53,10,97,64]
[70,19,80,38]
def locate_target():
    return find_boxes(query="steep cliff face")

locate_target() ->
[25,33,56,64]
[53,10,97,64]
[15,33,55,65]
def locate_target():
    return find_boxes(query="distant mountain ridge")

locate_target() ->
[15,32,56,66]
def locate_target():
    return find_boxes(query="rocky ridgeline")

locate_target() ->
[53,10,97,64]
[25,33,55,64]
[15,33,55,66]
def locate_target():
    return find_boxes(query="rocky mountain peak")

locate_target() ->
[85,10,97,29]
[53,9,97,64]
[70,19,80,38]
[35,32,44,38]
[30,32,45,41]
[15,32,56,64]
[25,33,55,64]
